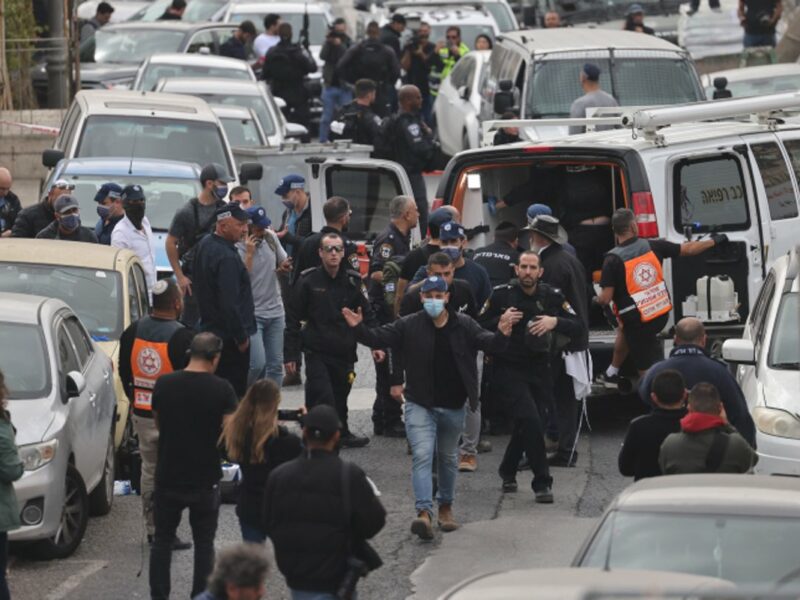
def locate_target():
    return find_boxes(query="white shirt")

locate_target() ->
[111,216,157,293]
[254,33,280,58]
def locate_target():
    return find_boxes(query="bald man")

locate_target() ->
[638,317,756,447]
[0,167,22,237]
[544,11,561,27]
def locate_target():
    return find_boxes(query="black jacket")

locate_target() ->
[320,34,351,86]
[292,226,359,283]
[472,240,520,288]
[618,407,687,480]
[329,100,381,147]
[35,221,99,243]
[11,199,54,238]
[0,191,22,235]
[264,450,386,593]
[278,205,313,259]
[337,39,400,88]
[355,310,509,410]
[192,233,256,344]
[262,41,317,104]
[379,24,402,57]
[379,112,436,174]
[285,265,377,363]
[539,242,589,351]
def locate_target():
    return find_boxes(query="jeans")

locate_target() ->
[248,314,285,386]
[319,86,353,142]
[459,401,481,456]
[239,518,267,543]
[405,401,465,515]
[149,486,220,600]
[0,531,8,600]
[132,414,158,536]
[744,32,776,47]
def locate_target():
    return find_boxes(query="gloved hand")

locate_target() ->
[711,233,729,246]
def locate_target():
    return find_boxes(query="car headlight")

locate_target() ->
[753,406,800,440]
[19,439,58,471]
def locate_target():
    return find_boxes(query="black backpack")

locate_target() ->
[263,46,301,83]
[353,43,388,83]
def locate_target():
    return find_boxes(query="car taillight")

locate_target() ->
[632,191,659,238]
[523,145,554,153]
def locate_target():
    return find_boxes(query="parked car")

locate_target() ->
[42,89,262,187]
[722,246,800,475]
[77,0,152,23]
[132,52,256,92]
[128,0,228,21]
[703,64,800,100]
[389,6,501,46]
[210,104,268,148]
[572,474,800,585]
[357,0,517,33]
[0,292,117,559]
[435,50,490,156]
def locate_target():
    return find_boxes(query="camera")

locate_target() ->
[278,408,304,422]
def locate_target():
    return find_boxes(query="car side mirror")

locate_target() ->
[42,149,65,168]
[65,371,86,402]
[239,162,263,184]
[285,122,309,140]
[458,85,470,101]
[721,339,756,366]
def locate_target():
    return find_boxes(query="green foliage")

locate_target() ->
[4,0,43,108]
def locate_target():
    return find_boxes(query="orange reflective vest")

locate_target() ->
[609,238,672,323]
[131,338,174,412]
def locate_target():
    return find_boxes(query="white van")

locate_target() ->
[436,93,800,359]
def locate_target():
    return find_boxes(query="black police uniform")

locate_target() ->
[368,223,411,434]
[329,100,381,146]
[262,40,317,128]
[192,232,256,397]
[285,265,378,438]
[292,226,360,284]
[472,240,520,288]
[479,281,584,491]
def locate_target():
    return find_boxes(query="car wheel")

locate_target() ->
[33,464,89,560]
[89,425,115,517]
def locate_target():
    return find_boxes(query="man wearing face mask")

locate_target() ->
[400,252,477,318]
[192,203,256,397]
[112,185,157,294]
[480,251,585,502]
[12,178,73,238]
[342,275,521,538]
[166,164,231,327]
[275,174,313,263]
[93,183,125,245]
[36,195,98,242]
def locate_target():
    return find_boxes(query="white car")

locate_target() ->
[210,104,268,147]
[435,50,490,157]
[722,247,800,476]
[132,52,257,92]
[702,63,800,100]
[0,293,116,559]
[390,6,500,48]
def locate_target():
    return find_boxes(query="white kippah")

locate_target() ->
[152,280,169,296]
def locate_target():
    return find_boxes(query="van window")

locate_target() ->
[776,139,800,218]
[751,142,799,221]
[673,156,750,232]
[324,166,403,241]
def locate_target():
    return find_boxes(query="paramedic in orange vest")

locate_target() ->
[595,208,726,378]
[119,278,195,549]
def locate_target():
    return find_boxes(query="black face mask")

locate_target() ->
[126,203,146,229]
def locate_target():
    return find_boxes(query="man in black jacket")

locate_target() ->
[619,369,687,481]
[0,167,22,237]
[328,79,382,147]
[472,222,520,288]
[399,252,477,318]
[262,23,317,128]
[342,275,520,539]
[219,20,256,60]
[11,178,73,238]
[286,232,378,448]
[319,18,353,142]
[292,196,359,282]
[380,14,406,58]
[264,405,386,598]
[36,194,98,243]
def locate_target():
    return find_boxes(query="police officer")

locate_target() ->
[369,195,419,437]
[93,183,124,245]
[285,232,378,448]
[262,23,317,129]
[328,79,382,147]
[472,222,520,288]
[379,85,436,234]
[479,250,585,502]
[118,279,194,549]
[192,203,256,397]
[596,208,725,381]
[293,196,359,283]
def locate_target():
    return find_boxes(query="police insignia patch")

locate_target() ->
[380,244,392,259]
[350,255,360,269]
[408,123,420,137]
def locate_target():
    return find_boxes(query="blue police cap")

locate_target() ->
[439,221,466,242]
[420,275,448,293]
[526,203,552,225]
[94,182,123,203]
[121,184,145,202]
[274,174,305,196]
[582,63,601,82]
[246,205,271,228]
[215,203,249,222]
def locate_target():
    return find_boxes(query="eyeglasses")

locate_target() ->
[322,245,344,253]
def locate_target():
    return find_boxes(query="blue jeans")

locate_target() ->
[248,314,285,386]
[404,401,465,515]
[319,86,353,142]
[744,32,776,47]
[239,519,267,543]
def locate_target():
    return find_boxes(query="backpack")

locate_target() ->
[263,46,300,83]
[353,42,389,83]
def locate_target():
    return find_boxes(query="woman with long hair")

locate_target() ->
[221,379,302,543]
[0,370,23,600]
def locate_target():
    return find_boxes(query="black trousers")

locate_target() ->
[372,348,403,428]
[305,352,354,432]
[180,291,200,329]
[408,173,429,236]
[149,486,220,600]
[0,532,8,600]
[554,357,579,455]
[216,337,250,398]
[568,224,614,282]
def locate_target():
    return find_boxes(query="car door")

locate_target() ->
[438,56,475,155]
[126,264,144,327]
[737,269,777,410]
[184,30,217,54]
[131,262,150,315]
[764,134,800,260]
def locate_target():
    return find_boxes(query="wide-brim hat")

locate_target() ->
[525,215,568,245]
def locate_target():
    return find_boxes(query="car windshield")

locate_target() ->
[769,293,799,369]
[139,63,253,92]
[230,12,329,46]
[580,511,800,584]
[80,29,186,64]
[130,0,226,21]
[0,265,123,339]
[428,24,495,46]
[76,116,232,175]
[189,92,276,136]
[707,74,800,99]
[58,174,202,232]
[527,56,701,117]
[0,322,50,399]
[220,116,265,147]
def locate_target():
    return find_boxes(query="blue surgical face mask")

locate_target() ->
[96,204,111,220]
[61,214,81,231]
[214,185,228,200]
[423,298,446,319]
[441,246,461,261]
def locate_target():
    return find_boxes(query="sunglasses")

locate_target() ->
[322,245,344,253]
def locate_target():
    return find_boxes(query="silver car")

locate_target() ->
[0,293,116,559]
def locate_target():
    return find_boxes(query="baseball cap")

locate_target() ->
[274,174,305,196]
[420,275,448,293]
[627,3,644,14]
[428,207,455,229]
[439,221,466,242]
[582,63,601,82]
[391,13,407,24]
[302,405,342,440]
[200,163,234,185]
[215,203,249,222]
[246,205,271,228]
[51,178,75,191]
[94,183,122,203]
[54,194,80,214]
[526,203,552,225]
[121,184,145,203]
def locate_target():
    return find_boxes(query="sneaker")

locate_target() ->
[477,439,492,453]
[534,486,554,504]
[147,535,192,551]
[282,372,302,387]
[595,372,620,390]
[501,479,518,493]
[411,511,434,540]
[517,456,530,472]
[383,422,406,438]
[458,454,477,472]
[340,432,370,448]
[437,504,459,532]
[548,452,578,468]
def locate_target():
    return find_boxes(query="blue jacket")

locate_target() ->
[639,344,756,447]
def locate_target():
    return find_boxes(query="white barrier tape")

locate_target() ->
[0,120,60,136]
